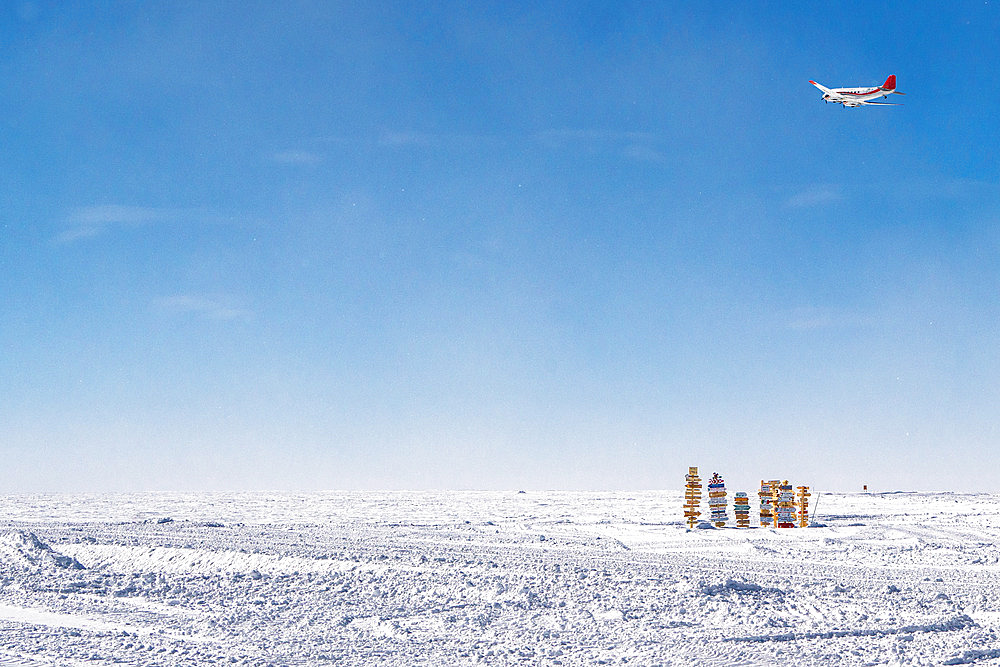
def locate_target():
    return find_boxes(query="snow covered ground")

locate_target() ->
[1,490,999,665]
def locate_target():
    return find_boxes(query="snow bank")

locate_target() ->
[0,531,83,571]
[699,578,783,596]
[59,542,368,576]
[0,491,996,665]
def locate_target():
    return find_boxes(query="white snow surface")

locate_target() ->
[0,490,999,665]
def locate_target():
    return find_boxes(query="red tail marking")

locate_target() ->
[882,75,896,90]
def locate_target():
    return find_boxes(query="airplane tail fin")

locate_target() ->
[808,80,832,93]
[881,74,901,92]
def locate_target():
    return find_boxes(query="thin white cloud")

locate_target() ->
[622,143,666,163]
[787,309,835,331]
[67,205,171,225]
[784,178,999,212]
[784,185,843,209]
[154,295,253,322]
[55,205,249,243]
[55,205,175,244]
[53,226,106,244]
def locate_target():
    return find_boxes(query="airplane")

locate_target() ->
[808,75,905,107]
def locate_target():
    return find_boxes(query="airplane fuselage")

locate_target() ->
[809,75,904,107]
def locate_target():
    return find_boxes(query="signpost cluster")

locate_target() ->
[686,469,812,529]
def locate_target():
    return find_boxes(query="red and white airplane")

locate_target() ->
[808,75,905,107]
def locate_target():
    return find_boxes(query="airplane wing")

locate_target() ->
[859,100,901,106]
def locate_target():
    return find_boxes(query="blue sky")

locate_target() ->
[2,1,999,493]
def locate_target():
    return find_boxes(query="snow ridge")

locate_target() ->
[0,531,84,571]
[943,647,1000,665]
[725,613,977,643]
[699,579,782,596]
[0,655,52,667]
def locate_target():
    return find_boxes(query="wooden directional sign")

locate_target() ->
[684,467,703,529]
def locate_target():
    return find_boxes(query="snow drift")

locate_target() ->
[0,490,996,665]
